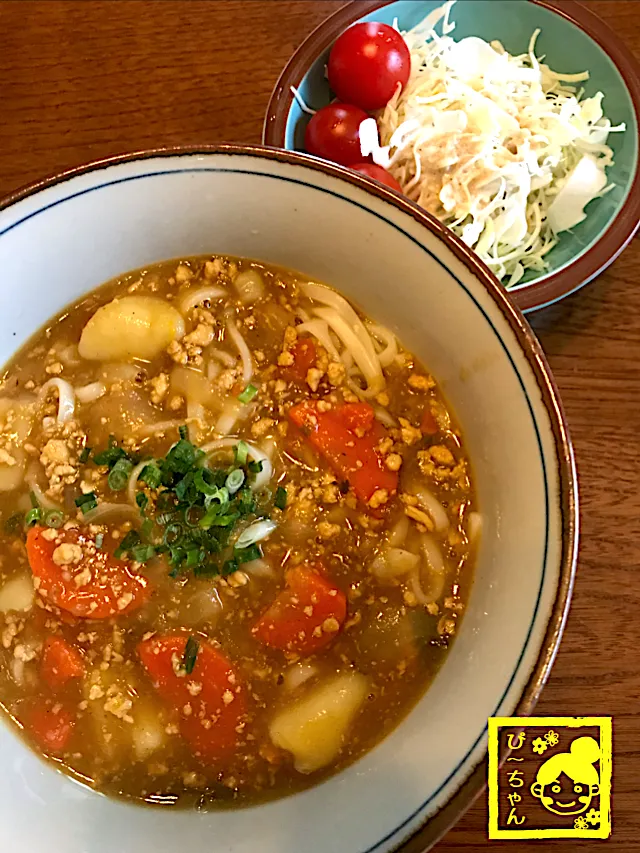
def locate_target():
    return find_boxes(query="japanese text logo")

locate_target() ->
[488,716,612,839]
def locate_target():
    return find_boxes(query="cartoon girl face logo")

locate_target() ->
[531,736,600,817]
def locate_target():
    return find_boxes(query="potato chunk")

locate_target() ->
[79,296,185,361]
[84,664,167,766]
[269,672,368,773]
[0,574,34,613]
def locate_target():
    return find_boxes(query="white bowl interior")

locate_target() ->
[0,152,565,853]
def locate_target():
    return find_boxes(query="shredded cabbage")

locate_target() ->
[365,0,625,286]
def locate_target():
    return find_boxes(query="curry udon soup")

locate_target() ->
[0,256,478,807]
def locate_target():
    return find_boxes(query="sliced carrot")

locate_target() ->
[26,526,151,620]
[420,408,439,435]
[282,338,317,383]
[333,401,375,433]
[252,565,347,655]
[41,636,85,690]
[21,699,75,754]
[138,635,246,762]
[288,400,398,507]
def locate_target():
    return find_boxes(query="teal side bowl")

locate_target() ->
[264,0,640,312]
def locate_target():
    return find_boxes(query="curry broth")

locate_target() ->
[0,255,477,807]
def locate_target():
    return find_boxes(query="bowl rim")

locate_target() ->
[0,143,578,851]
[262,0,640,313]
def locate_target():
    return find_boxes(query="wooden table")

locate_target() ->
[0,1,638,849]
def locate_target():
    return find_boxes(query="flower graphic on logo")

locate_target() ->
[532,736,549,755]
[574,816,589,830]
[545,730,559,746]
[586,808,601,826]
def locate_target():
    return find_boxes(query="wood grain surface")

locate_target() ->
[0,1,638,850]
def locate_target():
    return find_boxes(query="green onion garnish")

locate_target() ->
[234,441,249,466]
[237,383,258,405]
[29,491,39,509]
[79,446,92,464]
[225,468,245,495]
[183,636,199,674]
[235,543,261,564]
[274,486,287,510]
[139,462,162,489]
[131,544,156,563]
[194,469,220,497]
[94,429,278,581]
[222,558,238,576]
[179,424,188,440]
[25,507,42,526]
[95,533,104,549]
[114,529,141,559]
[163,522,184,545]
[108,457,134,491]
[44,509,65,529]
[75,492,98,514]
[93,445,127,467]
[194,562,219,578]
[185,548,203,569]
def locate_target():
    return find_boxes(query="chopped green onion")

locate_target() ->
[75,492,98,514]
[194,562,219,578]
[136,492,149,511]
[79,446,92,464]
[131,544,156,563]
[44,509,65,529]
[29,491,39,509]
[194,469,220,497]
[139,463,162,489]
[225,468,245,495]
[237,383,258,405]
[114,529,141,559]
[274,486,287,510]
[108,457,134,491]
[208,511,239,528]
[222,558,238,576]
[93,445,127,468]
[203,486,229,509]
[95,533,104,549]
[236,488,256,516]
[248,459,263,475]
[25,507,42,526]
[179,424,189,440]
[184,505,203,528]
[183,636,199,674]
[185,548,203,569]
[236,518,277,549]
[235,544,261,564]
[163,523,184,545]
[199,505,220,530]
[165,439,202,475]
[234,441,249,466]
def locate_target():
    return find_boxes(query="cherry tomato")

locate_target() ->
[304,103,369,166]
[328,22,411,111]
[351,163,403,193]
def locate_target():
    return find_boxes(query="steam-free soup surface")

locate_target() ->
[0,256,477,807]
